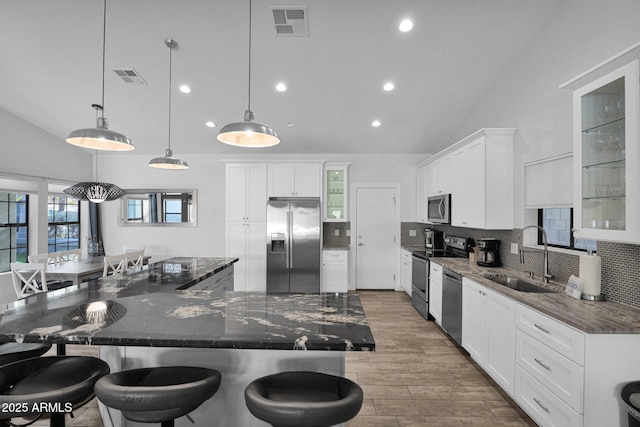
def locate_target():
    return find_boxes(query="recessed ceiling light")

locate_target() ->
[399,19,414,32]
[179,84,192,94]
[372,120,381,127]
[206,121,216,128]
[275,82,287,92]
[383,82,395,91]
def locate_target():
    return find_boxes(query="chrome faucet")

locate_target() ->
[516,225,553,283]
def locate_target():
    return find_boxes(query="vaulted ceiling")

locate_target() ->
[0,0,561,155]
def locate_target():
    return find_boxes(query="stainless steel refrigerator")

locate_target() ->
[267,198,321,293]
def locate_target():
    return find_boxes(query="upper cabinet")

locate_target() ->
[416,164,428,222]
[324,162,350,222]
[570,60,640,243]
[450,129,515,230]
[431,155,452,196]
[226,163,267,222]
[267,163,322,197]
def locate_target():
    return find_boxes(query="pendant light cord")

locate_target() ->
[100,0,107,119]
[168,42,173,150]
[247,0,252,111]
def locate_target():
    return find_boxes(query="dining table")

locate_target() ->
[44,256,151,286]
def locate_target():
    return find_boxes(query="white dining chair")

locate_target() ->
[57,249,81,263]
[28,252,60,265]
[10,263,48,299]
[102,253,128,277]
[125,249,145,271]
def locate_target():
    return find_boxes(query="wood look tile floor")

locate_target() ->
[346,290,537,427]
[17,290,537,427]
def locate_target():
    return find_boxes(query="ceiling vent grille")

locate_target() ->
[112,68,147,85]
[270,6,308,36]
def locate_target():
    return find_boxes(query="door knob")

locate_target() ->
[357,242,365,246]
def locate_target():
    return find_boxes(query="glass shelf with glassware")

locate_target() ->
[324,163,350,222]
[567,56,639,242]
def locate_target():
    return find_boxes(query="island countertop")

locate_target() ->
[0,257,375,351]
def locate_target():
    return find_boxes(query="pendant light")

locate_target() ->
[64,151,126,203]
[66,0,134,152]
[217,0,279,148]
[149,39,189,170]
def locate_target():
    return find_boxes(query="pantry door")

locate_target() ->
[354,184,399,290]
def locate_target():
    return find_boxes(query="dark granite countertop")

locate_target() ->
[0,257,374,351]
[431,258,640,334]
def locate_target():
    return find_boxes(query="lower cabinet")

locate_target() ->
[322,250,348,293]
[225,222,266,292]
[462,277,640,427]
[462,277,516,396]
[400,249,412,296]
[192,265,234,291]
[428,262,442,325]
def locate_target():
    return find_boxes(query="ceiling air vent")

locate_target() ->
[112,68,147,85]
[270,6,308,36]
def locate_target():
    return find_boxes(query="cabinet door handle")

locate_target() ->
[533,397,550,413]
[534,358,551,371]
[534,323,550,334]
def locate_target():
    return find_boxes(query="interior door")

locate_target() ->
[355,187,397,289]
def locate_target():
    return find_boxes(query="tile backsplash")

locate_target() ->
[403,222,640,309]
[323,222,351,246]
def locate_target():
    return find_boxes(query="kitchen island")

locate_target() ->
[0,257,375,427]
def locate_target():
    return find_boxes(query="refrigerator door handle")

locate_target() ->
[285,211,290,269]
[288,211,294,268]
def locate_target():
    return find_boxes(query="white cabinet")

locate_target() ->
[400,249,412,296]
[514,304,585,427]
[428,261,442,325]
[431,155,452,196]
[226,163,267,222]
[416,165,428,222]
[267,163,322,197]
[324,163,350,222]
[450,129,515,229]
[462,277,516,395]
[225,222,266,292]
[569,60,640,243]
[322,250,348,293]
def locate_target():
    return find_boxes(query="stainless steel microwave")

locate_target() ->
[427,194,451,224]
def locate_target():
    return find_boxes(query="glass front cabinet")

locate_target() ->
[572,59,640,243]
[324,163,350,222]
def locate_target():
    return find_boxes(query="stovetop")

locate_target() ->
[411,235,471,260]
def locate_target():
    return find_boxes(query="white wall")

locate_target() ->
[0,107,92,181]
[443,0,640,228]
[96,153,421,261]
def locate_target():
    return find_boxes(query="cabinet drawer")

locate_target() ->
[323,250,348,261]
[515,366,582,427]
[516,304,585,365]
[401,249,412,262]
[516,329,584,413]
[429,262,443,276]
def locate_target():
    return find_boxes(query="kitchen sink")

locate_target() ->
[483,275,555,293]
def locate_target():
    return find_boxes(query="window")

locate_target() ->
[48,195,80,252]
[538,208,597,252]
[127,199,143,222]
[163,194,187,223]
[0,192,28,273]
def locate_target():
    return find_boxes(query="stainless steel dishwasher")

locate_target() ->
[441,267,463,346]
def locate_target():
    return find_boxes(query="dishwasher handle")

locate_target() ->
[443,271,462,284]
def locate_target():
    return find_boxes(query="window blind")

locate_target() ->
[524,153,573,208]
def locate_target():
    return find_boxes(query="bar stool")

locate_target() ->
[94,366,222,427]
[0,342,51,366]
[244,371,364,427]
[0,355,110,427]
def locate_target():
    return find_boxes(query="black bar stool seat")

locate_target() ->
[0,356,110,427]
[0,342,51,366]
[245,371,364,427]
[94,366,222,427]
